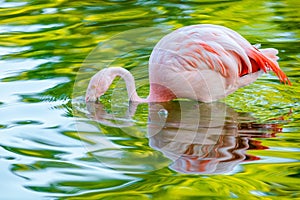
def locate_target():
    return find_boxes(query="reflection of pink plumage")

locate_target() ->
[86,24,290,103]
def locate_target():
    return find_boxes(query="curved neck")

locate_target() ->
[109,67,147,102]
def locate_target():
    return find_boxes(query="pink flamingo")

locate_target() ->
[86,24,290,103]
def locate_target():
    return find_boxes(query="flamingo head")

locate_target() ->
[85,68,112,102]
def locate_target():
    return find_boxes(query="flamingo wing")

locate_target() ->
[150,24,290,85]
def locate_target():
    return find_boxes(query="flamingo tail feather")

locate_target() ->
[246,48,291,85]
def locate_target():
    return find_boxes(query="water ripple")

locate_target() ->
[0,0,299,199]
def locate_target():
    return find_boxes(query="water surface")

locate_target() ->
[0,0,299,199]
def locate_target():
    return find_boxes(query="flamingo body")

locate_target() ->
[86,24,290,103]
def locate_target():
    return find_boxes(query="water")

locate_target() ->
[0,0,299,199]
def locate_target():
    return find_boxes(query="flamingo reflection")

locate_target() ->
[86,101,283,174]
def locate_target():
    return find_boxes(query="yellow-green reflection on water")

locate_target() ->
[0,0,299,199]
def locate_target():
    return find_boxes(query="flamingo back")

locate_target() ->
[149,24,290,85]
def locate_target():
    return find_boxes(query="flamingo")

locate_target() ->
[85,24,290,103]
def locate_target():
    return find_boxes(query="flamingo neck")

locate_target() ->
[108,67,176,103]
[110,67,147,102]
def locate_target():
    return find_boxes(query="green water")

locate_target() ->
[0,0,299,199]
